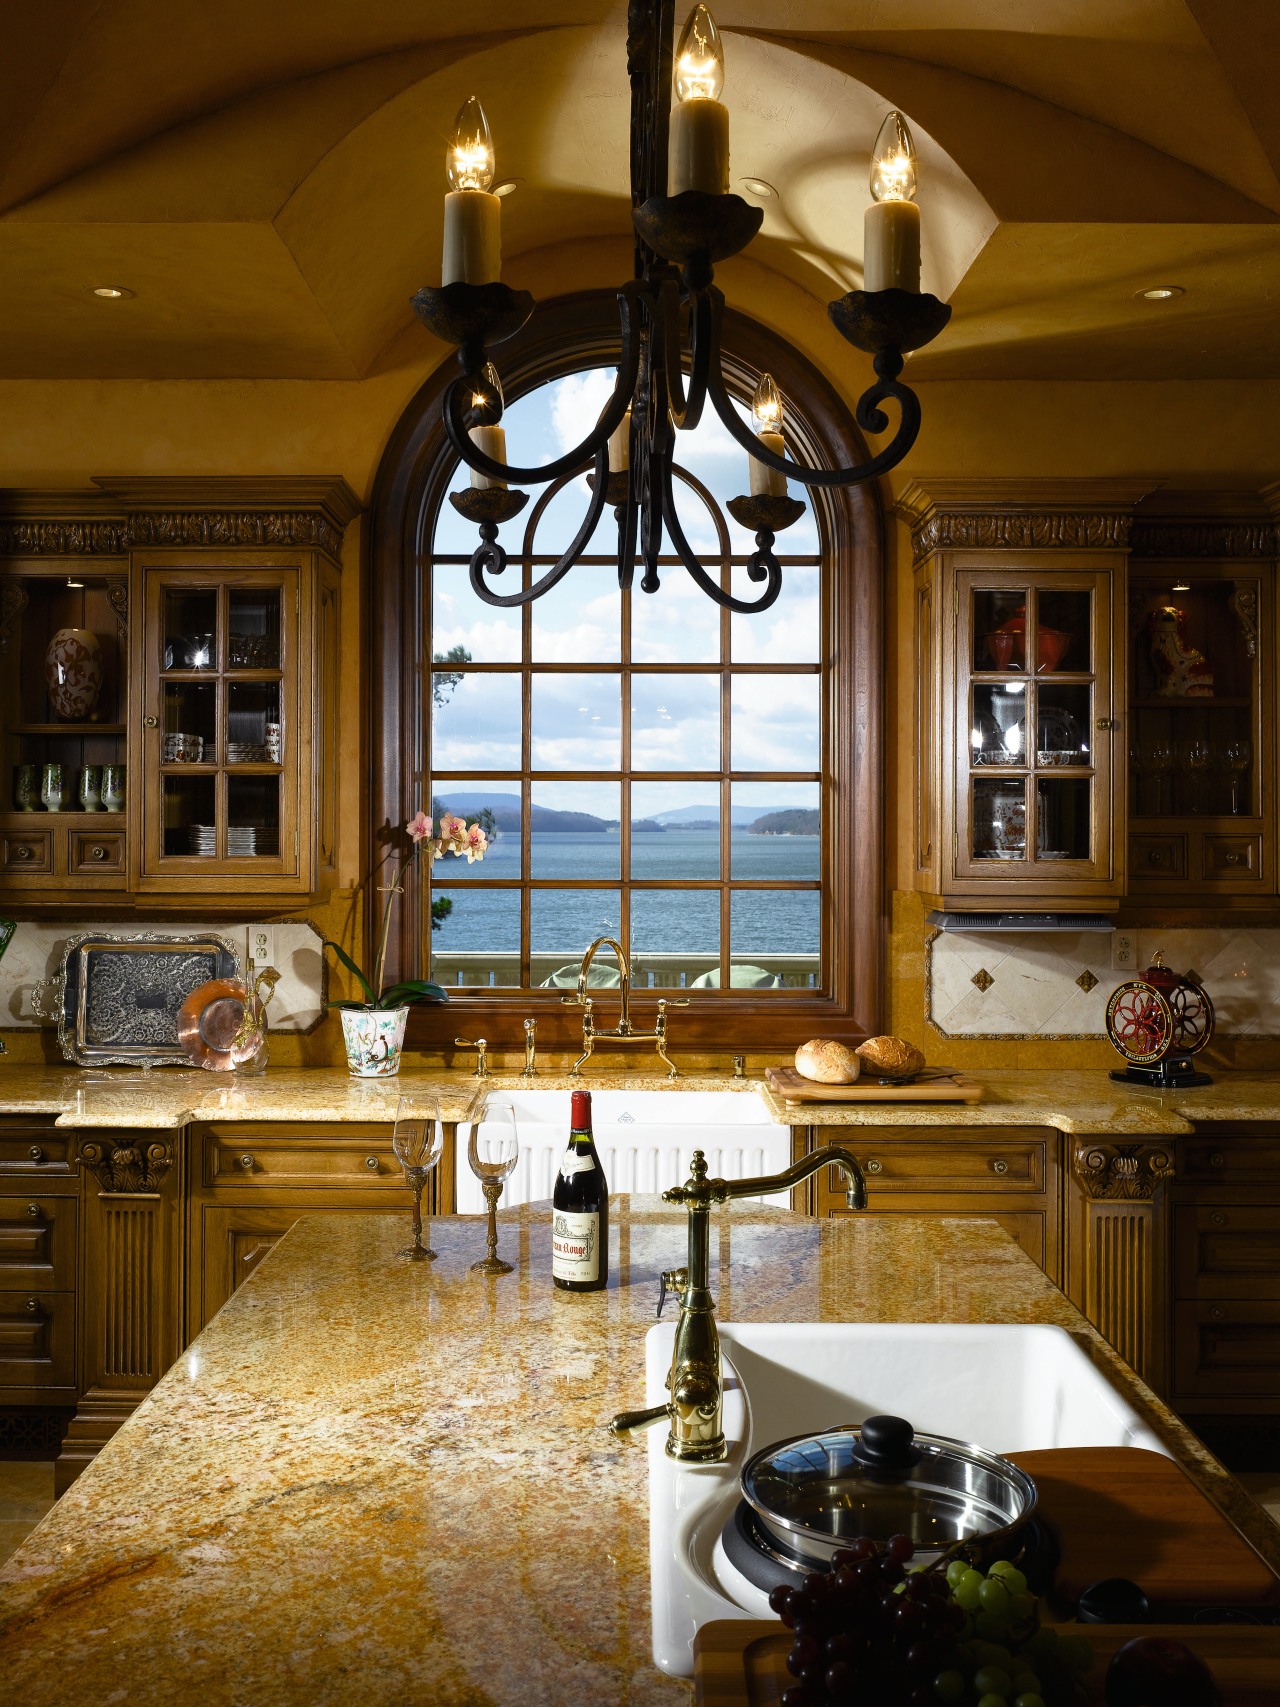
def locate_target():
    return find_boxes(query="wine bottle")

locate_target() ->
[552,1088,608,1291]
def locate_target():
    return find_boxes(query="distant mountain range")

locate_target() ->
[434,791,815,835]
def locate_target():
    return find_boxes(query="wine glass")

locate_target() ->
[1226,738,1252,815]
[1146,740,1174,815]
[467,1098,519,1275]
[1185,737,1211,815]
[391,1093,444,1260]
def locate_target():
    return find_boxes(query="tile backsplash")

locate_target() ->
[0,919,324,1033]
[928,926,1278,1039]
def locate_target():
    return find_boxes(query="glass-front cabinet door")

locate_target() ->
[952,568,1117,892]
[140,567,299,886]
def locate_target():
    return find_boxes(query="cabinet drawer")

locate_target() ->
[1173,1204,1280,1299]
[204,1133,402,1189]
[69,830,125,875]
[1174,1301,1280,1399]
[1129,833,1186,881]
[1,829,52,874]
[0,1128,75,1178]
[0,1196,77,1289]
[1202,833,1264,882]
[1179,1140,1280,1183]
[0,1290,74,1390]
[843,1139,1045,1192]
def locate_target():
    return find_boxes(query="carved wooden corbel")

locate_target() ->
[78,1135,175,1194]
[1072,1140,1173,1201]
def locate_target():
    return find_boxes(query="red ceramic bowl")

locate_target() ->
[1036,628,1071,672]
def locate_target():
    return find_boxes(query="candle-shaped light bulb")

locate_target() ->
[748,372,787,498]
[864,109,921,292]
[447,96,495,193]
[675,5,724,102]
[751,372,783,436]
[443,97,501,284]
[670,5,729,194]
[869,110,917,204]
[468,360,508,492]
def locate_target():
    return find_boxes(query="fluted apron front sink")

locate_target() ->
[645,1321,1170,1677]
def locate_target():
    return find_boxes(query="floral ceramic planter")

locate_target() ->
[44,627,103,721]
[340,1007,409,1077]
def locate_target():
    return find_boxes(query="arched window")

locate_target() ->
[369,292,884,1055]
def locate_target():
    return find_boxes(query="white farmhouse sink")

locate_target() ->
[459,1087,790,1213]
[644,1320,1170,1677]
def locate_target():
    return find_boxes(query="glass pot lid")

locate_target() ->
[740,1414,1038,1568]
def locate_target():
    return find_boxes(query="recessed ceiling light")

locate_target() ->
[91,286,135,299]
[65,580,85,589]
[1136,286,1185,301]
[739,177,777,199]
[1172,579,1191,592]
[492,179,522,198]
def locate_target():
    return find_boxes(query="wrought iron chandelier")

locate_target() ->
[411,0,951,614]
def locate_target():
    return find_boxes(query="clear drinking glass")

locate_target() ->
[391,1094,445,1260]
[1226,739,1252,815]
[467,1098,519,1275]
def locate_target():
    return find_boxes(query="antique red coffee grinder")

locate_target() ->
[1105,951,1214,1088]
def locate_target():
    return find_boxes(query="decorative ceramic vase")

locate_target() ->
[101,765,126,812]
[79,765,102,812]
[340,1007,409,1078]
[13,764,37,812]
[44,627,103,721]
[40,763,67,812]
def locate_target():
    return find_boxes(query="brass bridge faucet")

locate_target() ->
[610,1146,868,1462]
[562,935,687,1079]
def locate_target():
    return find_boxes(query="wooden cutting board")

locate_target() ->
[765,1065,984,1104]
[1008,1447,1280,1614]
[694,1620,1280,1706]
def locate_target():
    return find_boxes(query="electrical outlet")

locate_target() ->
[1111,931,1136,971]
[248,925,276,967]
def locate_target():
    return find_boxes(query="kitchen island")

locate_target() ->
[1,1200,1277,1705]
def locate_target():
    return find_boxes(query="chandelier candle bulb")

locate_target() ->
[669,5,729,195]
[468,361,508,490]
[864,109,921,293]
[749,371,787,498]
[443,96,501,285]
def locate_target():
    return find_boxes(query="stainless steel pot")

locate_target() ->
[740,1413,1038,1569]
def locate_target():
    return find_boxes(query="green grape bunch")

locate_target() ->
[768,1539,1095,1707]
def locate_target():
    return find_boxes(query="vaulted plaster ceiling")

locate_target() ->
[1,0,1277,380]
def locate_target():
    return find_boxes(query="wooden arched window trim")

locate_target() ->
[367,288,885,1056]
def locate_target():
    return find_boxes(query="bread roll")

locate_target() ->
[855,1036,925,1079]
[794,1039,860,1085]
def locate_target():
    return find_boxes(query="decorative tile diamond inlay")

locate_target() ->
[1076,968,1099,993]
[971,968,994,992]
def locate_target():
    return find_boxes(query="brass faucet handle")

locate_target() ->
[657,1267,688,1318]
[657,995,690,1009]
[454,1036,489,1080]
[559,991,583,1007]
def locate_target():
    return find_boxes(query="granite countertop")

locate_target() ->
[2,1202,1277,1705]
[5,1062,1280,1135]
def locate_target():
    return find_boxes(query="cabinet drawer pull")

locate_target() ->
[89,844,109,861]
[865,1159,883,1175]
[13,845,33,861]
[1095,717,1117,731]
[25,1298,39,1314]
[28,1146,43,1163]
[1210,1212,1227,1227]
[1224,851,1242,867]
[990,1158,1009,1175]
[238,1154,255,1172]
[26,1203,41,1219]
[1209,1153,1225,1168]
[1147,849,1167,865]
[144,714,158,728]
[1209,1306,1224,1321]
[364,1155,380,1172]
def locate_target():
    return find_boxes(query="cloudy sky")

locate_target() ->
[431,367,822,817]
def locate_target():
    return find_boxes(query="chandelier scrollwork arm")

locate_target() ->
[660,454,781,614]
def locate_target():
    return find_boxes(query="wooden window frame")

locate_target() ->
[368,291,884,1055]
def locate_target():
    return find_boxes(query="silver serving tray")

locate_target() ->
[42,931,242,1068]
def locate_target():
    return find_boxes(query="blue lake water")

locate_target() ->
[431,830,819,958]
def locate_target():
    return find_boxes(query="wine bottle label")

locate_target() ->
[552,1210,600,1282]
[559,1151,597,1179]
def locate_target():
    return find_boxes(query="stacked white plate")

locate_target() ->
[188,824,217,856]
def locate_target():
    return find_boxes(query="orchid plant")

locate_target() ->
[325,809,490,1011]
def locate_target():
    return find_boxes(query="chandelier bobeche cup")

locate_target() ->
[411,0,951,614]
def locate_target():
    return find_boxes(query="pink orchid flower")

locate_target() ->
[405,810,433,844]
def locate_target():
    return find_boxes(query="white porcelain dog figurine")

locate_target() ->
[1146,604,1213,697]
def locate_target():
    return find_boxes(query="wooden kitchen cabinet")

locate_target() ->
[0,1118,80,1411]
[0,478,357,914]
[805,1126,1061,1284]
[901,482,1135,913]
